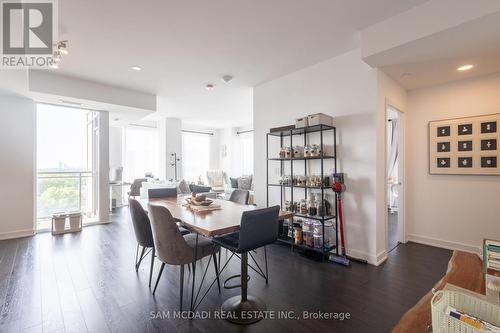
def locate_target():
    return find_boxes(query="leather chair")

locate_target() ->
[212,206,280,324]
[148,203,221,310]
[228,189,249,205]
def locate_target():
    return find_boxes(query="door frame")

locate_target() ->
[385,102,406,246]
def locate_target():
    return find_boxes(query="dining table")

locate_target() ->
[141,196,294,315]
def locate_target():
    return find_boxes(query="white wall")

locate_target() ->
[254,49,382,264]
[0,95,36,239]
[376,71,408,259]
[406,73,500,252]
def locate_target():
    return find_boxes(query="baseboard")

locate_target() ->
[346,248,388,266]
[407,233,481,254]
[0,229,35,240]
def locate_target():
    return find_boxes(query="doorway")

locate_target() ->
[386,105,405,251]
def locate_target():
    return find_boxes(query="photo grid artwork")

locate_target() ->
[429,113,500,175]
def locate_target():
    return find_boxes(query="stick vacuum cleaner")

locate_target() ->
[329,173,351,266]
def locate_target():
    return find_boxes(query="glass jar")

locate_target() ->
[308,195,317,216]
[292,145,303,158]
[304,231,314,247]
[323,221,335,247]
[302,219,313,233]
[313,221,323,236]
[304,145,311,157]
[293,222,302,245]
[297,175,307,186]
[279,147,286,159]
[314,234,323,248]
[284,200,291,212]
[310,144,322,157]
[284,147,292,159]
[299,199,308,214]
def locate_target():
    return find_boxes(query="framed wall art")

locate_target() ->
[429,113,500,175]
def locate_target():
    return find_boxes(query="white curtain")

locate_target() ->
[387,119,399,209]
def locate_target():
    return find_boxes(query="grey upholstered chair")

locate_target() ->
[228,189,249,205]
[212,206,280,324]
[148,203,221,310]
[148,187,177,199]
[128,178,147,198]
[128,198,156,287]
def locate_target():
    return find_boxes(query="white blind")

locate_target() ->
[123,126,159,181]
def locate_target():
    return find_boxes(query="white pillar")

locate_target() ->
[159,117,182,182]
[98,111,110,222]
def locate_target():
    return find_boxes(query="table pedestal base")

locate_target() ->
[221,295,266,324]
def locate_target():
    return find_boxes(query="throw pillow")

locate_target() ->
[177,179,191,194]
[238,176,252,190]
[191,185,212,194]
[229,177,239,189]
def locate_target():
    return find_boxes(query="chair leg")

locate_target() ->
[135,243,139,270]
[149,248,155,288]
[264,246,269,284]
[212,251,221,293]
[179,265,185,311]
[153,263,165,295]
[136,246,146,272]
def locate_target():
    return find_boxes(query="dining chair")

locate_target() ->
[128,178,147,198]
[212,206,280,324]
[148,203,221,310]
[128,198,156,288]
[228,189,249,205]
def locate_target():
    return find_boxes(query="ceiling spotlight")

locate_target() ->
[221,75,233,83]
[53,51,61,63]
[206,84,215,90]
[457,64,474,71]
[57,41,68,55]
[131,65,142,71]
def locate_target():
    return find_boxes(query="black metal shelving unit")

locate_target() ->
[266,124,339,259]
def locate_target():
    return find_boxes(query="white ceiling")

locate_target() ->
[56,0,427,127]
[371,11,500,90]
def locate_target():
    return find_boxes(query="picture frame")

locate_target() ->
[429,113,500,175]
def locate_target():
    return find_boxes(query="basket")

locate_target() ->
[431,290,500,333]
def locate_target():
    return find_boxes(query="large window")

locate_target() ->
[123,126,159,181]
[36,104,98,229]
[182,131,211,182]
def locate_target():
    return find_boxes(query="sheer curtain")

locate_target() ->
[123,126,159,181]
[182,132,211,182]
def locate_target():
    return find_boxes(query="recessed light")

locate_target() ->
[114,118,120,121]
[457,64,473,71]
[221,75,233,83]
[206,84,215,91]
[130,66,142,71]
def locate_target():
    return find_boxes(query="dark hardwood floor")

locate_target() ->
[0,208,452,333]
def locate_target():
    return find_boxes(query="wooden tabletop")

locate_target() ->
[143,197,293,237]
